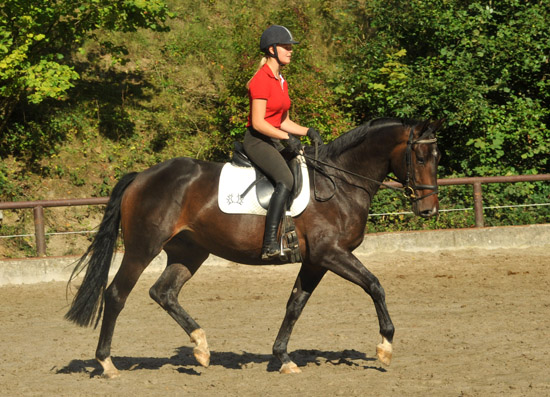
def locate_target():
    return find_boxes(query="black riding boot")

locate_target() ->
[261,183,291,260]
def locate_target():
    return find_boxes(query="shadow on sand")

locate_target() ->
[56,347,385,377]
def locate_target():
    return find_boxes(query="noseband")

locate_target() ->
[403,127,438,202]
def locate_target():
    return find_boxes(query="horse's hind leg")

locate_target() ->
[273,262,327,374]
[96,250,157,378]
[149,246,210,367]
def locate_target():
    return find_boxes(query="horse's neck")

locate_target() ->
[336,130,397,185]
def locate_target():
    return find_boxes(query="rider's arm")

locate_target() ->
[250,99,290,139]
[280,112,308,136]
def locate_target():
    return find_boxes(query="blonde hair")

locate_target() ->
[246,57,268,89]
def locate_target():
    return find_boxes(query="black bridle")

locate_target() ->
[403,127,438,202]
[303,127,438,202]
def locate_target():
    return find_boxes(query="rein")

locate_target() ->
[304,127,438,202]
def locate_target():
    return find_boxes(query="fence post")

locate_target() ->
[33,206,47,257]
[473,182,484,228]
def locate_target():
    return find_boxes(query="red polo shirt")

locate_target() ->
[247,63,291,128]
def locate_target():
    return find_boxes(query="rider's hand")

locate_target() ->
[307,128,323,145]
[286,135,302,155]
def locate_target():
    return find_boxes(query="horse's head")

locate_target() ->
[391,119,444,218]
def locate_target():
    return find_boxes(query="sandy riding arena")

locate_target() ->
[0,247,549,396]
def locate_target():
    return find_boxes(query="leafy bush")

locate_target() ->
[329,0,549,178]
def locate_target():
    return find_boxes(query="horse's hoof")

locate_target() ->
[190,328,210,368]
[376,340,392,366]
[97,357,120,379]
[280,362,301,374]
[193,346,211,368]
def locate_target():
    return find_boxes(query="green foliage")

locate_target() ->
[0,224,36,257]
[0,30,79,104]
[329,0,550,177]
[0,0,548,235]
[368,181,550,232]
[0,0,170,101]
[0,0,173,147]
[0,161,23,199]
[1,116,65,164]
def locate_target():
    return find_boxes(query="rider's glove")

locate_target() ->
[286,135,302,155]
[307,128,323,145]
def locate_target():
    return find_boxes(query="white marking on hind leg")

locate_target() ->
[280,361,301,374]
[190,328,210,367]
[97,356,120,379]
[376,336,392,365]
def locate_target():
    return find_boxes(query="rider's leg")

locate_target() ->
[243,128,294,260]
[261,183,291,260]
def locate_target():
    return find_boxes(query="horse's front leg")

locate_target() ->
[321,248,394,365]
[273,262,326,374]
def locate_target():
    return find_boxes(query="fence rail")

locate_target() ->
[1,174,549,257]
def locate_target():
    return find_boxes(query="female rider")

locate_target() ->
[243,25,323,260]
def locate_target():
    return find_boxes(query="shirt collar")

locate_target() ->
[261,63,281,80]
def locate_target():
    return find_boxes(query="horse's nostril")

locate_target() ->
[420,208,437,218]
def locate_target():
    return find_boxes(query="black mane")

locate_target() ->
[305,118,412,160]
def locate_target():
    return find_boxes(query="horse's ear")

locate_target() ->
[421,118,445,138]
[430,118,445,132]
[416,120,431,135]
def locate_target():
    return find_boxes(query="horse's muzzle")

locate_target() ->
[412,197,439,218]
[418,206,438,218]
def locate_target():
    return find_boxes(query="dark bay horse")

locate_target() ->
[66,117,443,378]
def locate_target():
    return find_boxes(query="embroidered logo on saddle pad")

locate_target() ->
[218,157,310,216]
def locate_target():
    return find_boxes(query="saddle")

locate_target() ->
[217,142,308,263]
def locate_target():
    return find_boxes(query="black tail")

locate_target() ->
[65,172,138,328]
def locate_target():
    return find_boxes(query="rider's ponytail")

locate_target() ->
[246,57,268,89]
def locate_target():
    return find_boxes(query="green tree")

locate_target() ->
[328,0,550,176]
[0,0,173,134]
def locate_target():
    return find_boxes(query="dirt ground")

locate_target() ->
[0,247,549,396]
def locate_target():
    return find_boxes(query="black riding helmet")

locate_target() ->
[260,25,299,64]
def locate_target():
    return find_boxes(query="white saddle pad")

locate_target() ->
[218,156,310,216]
